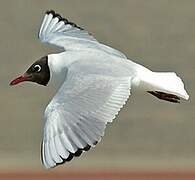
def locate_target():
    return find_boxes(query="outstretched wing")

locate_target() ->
[41,73,132,169]
[38,10,127,58]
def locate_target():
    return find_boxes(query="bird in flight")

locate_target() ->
[10,10,189,169]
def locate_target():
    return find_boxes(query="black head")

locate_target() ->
[10,56,50,86]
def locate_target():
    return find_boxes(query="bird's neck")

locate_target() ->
[47,53,68,89]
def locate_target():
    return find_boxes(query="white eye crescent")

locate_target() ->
[34,64,42,72]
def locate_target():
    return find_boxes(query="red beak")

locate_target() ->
[10,74,29,86]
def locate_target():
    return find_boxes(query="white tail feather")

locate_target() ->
[139,71,189,100]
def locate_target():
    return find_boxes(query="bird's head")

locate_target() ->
[10,56,50,86]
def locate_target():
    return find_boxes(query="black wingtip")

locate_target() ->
[74,149,83,157]
[45,10,84,30]
[51,143,93,168]
[83,144,91,151]
[46,10,56,15]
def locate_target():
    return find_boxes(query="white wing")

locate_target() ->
[38,10,127,59]
[41,73,132,168]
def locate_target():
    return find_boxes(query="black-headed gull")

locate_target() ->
[10,10,189,169]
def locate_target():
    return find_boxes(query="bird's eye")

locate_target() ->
[34,64,42,72]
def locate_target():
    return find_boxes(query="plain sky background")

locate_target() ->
[0,0,194,171]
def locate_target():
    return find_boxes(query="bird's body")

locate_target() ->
[48,50,188,99]
[10,10,189,169]
[48,51,141,88]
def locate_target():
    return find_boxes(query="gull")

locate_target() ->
[10,10,189,169]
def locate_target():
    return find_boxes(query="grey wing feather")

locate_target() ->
[42,73,132,169]
[38,10,127,59]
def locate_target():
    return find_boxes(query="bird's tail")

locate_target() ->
[137,71,189,103]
